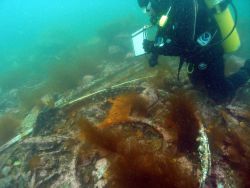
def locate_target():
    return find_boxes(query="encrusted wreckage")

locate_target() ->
[0,66,249,188]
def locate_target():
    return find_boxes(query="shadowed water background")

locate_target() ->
[0,0,249,80]
[0,0,145,73]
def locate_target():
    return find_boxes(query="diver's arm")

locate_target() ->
[154,42,182,56]
[143,39,183,67]
[143,37,182,56]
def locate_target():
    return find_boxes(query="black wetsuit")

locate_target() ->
[151,0,249,102]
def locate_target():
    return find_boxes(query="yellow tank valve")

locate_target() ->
[159,15,168,27]
[158,6,172,27]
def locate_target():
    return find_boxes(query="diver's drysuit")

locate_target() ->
[143,0,250,102]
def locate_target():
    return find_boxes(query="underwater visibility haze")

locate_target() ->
[0,0,250,187]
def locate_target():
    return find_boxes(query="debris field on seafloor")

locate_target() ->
[0,62,250,188]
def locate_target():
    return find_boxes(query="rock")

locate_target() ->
[94,179,107,188]
[41,94,54,107]
[83,175,90,184]
[81,75,94,85]
[1,166,11,176]
[40,170,48,177]
[92,158,108,180]
[33,107,61,136]
[108,45,122,55]
[0,176,13,188]
[8,89,18,98]
[125,52,134,59]
[55,98,67,108]
[224,55,245,76]
[20,107,40,134]
[141,88,158,106]
[13,161,21,167]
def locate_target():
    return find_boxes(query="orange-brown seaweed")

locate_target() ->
[99,93,148,128]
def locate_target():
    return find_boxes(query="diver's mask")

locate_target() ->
[141,1,156,18]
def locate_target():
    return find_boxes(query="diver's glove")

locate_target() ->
[143,39,155,53]
[149,53,158,67]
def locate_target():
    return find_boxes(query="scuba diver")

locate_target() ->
[137,0,250,103]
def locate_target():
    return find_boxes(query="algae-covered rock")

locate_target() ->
[0,176,13,188]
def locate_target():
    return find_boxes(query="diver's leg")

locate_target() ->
[242,59,250,75]
[204,56,249,102]
[187,55,231,102]
[188,63,205,88]
[187,53,232,102]
[226,61,249,90]
[188,55,250,102]
[203,55,233,102]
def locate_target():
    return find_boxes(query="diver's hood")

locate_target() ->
[148,0,173,25]
[151,0,172,15]
[138,0,172,14]
[137,0,149,7]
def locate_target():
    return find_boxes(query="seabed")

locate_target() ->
[0,57,250,188]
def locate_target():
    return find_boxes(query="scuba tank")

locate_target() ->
[204,0,240,52]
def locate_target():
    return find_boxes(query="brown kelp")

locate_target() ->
[0,114,20,146]
[28,155,42,172]
[75,91,200,188]
[163,90,201,155]
[77,117,198,188]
